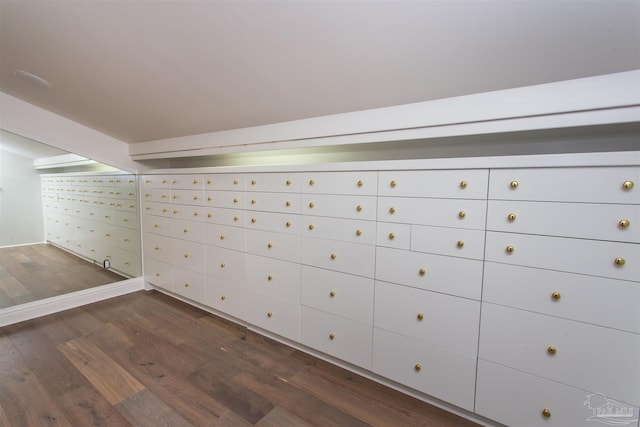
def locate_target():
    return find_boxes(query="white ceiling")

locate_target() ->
[1,0,639,146]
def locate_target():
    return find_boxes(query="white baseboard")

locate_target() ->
[0,277,145,327]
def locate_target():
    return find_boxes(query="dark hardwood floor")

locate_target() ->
[0,290,481,426]
[0,244,126,308]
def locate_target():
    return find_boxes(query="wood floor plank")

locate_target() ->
[115,389,192,427]
[58,337,145,405]
[254,406,314,427]
[57,385,134,427]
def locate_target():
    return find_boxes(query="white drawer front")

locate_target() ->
[203,190,245,209]
[301,194,377,220]
[375,247,483,300]
[117,227,140,252]
[246,211,299,235]
[372,328,476,411]
[246,173,301,192]
[171,266,205,302]
[165,175,203,189]
[169,218,205,243]
[245,292,300,342]
[301,307,373,369]
[479,303,640,406]
[374,281,480,357]
[115,249,141,277]
[168,239,205,273]
[483,262,640,334]
[376,222,411,250]
[170,189,203,206]
[204,223,246,252]
[300,171,378,195]
[203,174,245,190]
[204,246,245,284]
[202,207,245,227]
[489,167,640,204]
[143,214,172,236]
[205,276,246,320]
[411,225,485,260]
[486,231,640,282]
[142,201,170,217]
[169,204,205,222]
[143,232,172,263]
[245,254,300,303]
[378,169,489,199]
[301,266,374,324]
[487,200,640,243]
[144,257,172,290]
[246,192,301,214]
[378,197,487,229]
[301,237,375,278]
[114,199,137,212]
[246,229,300,262]
[116,211,138,229]
[476,360,640,427]
[302,216,376,245]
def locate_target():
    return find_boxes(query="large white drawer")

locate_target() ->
[300,306,373,369]
[204,246,245,284]
[169,189,203,206]
[143,214,172,236]
[171,266,205,302]
[168,239,205,273]
[116,211,138,229]
[245,211,299,235]
[169,218,205,243]
[246,229,300,262]
[489,166,640,204]
[485,231,640,282]
[378,169,489,199]
[479,303,640,406]
[301,237,375,278]
[375,247,483,300]
[143,232,171,263]
[377,197,487,230]
[372,328,476,412]
[117,227,141,252]
[302,215,376,245]
[203,223,246,252]
[374,281,480,357]
[376,222,411,250]
[114,249,141,277]
[205,276,246,321]
[144,257,172,290]
[300,171,378,195]
[246,172,301,193]
[203,190,245,209]
[203,174,245,190]
[245,254,300,303]
[245,292,300,342]
[246,192,301,214]
[475,360,640,427]
[483,262,640,334]
[411,225,485,260]
[300,266,374,324]
[300,194,377,221]
[487,200,640,243]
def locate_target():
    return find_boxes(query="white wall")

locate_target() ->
[0,149,44,246]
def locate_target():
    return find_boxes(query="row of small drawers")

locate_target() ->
[42,187,137,200]
[45,208,138,229]
[141,167,638,203]
[42,176,136,188]
[44,197,138,213]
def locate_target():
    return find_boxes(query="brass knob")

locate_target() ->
[542,408,551,418]
[172,194,178,199]
[356,205,363,212]
[308,202,315,208]
[507,213,517,222]
[460,180,468,188]
[251,179,256,185]
[267,312,273,318]
[389,207,396,214]
[193,179,198,184]
[510,180,519,189]
[458,211,466,218]
[356,229,362,236]
[285,221,291,228]
[330,253,337,260]
[330,291,336,297]
[156,273,160,277]
[309,224,315,230]
[220,263,225,268]
[184,253,190,258]
[619,219,630,228]
[207,213,213,218]
[286,179,292,186]
[268,243,273,248]
[234,216,239,221]
[173,210,178,214]
[286,201,292,206]
[506,245,515,253]
[184,282,190,288]
[251,199,256,204]
[388,233,395,240]
[183,228,189,233]
[154,246,160,250]
[329,333,336,340]
[417,313,424,321]
[162,179,168,184]
[419,268,426,276]
[357,180,363,187]
[414,364,422,372]
[614,257,625,266]
[309,179,315,185]
[234,198,239,203]
[457,240,465,248]
[233,179,239,185]
[390,180,397,187]
[221,295,226,300]
[551,292,561,301]
[547,346,557,355]
[207,179,212,184]
[220,235,225,240]
[622,181,634,190]
[251,218,257,223]
[268,275,273,281]
[193,196,199,200]
[172,179,177,184]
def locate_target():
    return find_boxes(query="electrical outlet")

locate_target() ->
[103,259,110,269]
